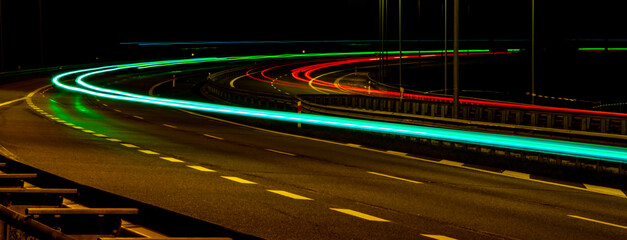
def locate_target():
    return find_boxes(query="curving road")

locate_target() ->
[0,59,626,239]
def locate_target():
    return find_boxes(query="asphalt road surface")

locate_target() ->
[0,69,626,240]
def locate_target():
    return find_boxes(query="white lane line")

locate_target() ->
[267,190,313,200]
[222,176,257,184]
[329,208,390,222]
[203,134,224,140]
[421,234,458,240]
[161,157,185,163]
[187,165,216,172]
[138,150,160,155]
[265,149,296,156]
[583,184,627,198]
[133,115,144,120]
[162,124,178,129]
[121,143,139,148]
[0,97,26,107]
[368,171,423,184]
[568,215,627,230]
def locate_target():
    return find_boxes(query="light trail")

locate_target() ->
[51,51,627,164]
[287,51,627,118]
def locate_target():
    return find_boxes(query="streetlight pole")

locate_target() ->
[531,0,535,105]
[38,0,44,66]
[444,0,448,96]
[453,0,459,118]
[0,0,4,72]
[398,0,403,101]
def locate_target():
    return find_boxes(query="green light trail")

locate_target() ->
[51,51,627,164]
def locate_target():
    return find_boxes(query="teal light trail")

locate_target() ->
[52,51,627,164]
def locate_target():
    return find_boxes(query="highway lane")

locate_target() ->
[1,72,627,239]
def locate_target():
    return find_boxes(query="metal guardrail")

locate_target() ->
[299,94,627,137]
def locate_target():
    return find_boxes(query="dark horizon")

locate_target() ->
[1,0,626,69]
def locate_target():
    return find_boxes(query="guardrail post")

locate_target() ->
[441,105,448,118]
[564,115,572,129]
[487,109,495,122]
[515,111,522,125]
[501,110,509,123]
[600,118,609,133]
[462,107,469,120]
[530,113,538,126]
[431,104,437,117]
[622,119,627,135]
[582,117,590,131]
[547,114,554,128]
[421,103,427,115]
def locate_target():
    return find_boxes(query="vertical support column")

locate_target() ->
[547,114,554,128]
[515,111,522,125]
[453,0,459,118]
[564,115,572,129]
[582,117,590,131]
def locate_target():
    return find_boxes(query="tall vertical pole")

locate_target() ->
[38,0,44,66]
[453,0,459,118]
[531,0,535,105]
[0,0,4,72]
[398,0,402,101]
[444,0,448,95]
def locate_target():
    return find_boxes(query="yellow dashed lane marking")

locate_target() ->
[222,176,256,184]
[203,134,224,140]
[187,165,216,172]
[421,234,458,240]
[121,143,139,148]
[568,215,627,230]
[267,190,312,200]
[368,171,422,184]
[161,157,184,163]
[106,138,122,142]
[138,149,159,155]
[329,208,389,222]
[265,149,296,156]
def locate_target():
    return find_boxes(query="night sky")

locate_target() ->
[1,0,626,69]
